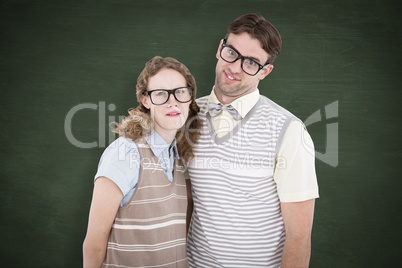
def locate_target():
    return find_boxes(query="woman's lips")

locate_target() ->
[166,111,181,117]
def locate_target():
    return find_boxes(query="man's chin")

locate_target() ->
[216,84,242,97]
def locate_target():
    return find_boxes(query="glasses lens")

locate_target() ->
[221,46,260,76]
[150,90,169,105]
[221,46,238,63]
[174,87,192,103]
[242,58,260,75]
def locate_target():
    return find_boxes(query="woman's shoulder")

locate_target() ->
[101,137,140,162]
[95,137,141,197]
[108,136,138,149]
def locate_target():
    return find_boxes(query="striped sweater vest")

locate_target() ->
[102,138,189,268]
[187,95,297,268]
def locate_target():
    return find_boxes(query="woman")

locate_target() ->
[83,56,200,268]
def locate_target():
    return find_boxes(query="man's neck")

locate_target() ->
[214,87,257,105]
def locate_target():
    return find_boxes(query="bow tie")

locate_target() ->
[207,102,241,120]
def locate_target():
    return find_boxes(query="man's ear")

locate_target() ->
[216,39,224,60]
[259,65,274,80]
[141,94,151,109]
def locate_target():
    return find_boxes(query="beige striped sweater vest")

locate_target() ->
[102,138,189,268]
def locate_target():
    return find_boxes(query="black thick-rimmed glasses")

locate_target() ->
[220,40,269,76]
[144,87,194,105]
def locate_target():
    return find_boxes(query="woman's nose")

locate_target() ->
[166,92,178,106]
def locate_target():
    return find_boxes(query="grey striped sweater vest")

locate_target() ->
[187,95,297,268]
[103,138,189,268]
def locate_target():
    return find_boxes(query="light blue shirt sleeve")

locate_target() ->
[94,137,140,207]
[94,133,179,207]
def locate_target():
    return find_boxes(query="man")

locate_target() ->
[187,13,319,267]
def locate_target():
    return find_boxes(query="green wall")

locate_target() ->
[1,0,401,267]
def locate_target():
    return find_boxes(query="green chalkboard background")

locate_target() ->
[1,0,401,267]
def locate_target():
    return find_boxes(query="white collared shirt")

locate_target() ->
[205,88,318,202]
[206,88,260,138]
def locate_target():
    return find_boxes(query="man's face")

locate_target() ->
[214,32,273,104]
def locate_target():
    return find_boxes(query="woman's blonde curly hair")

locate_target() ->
[112,56,201,163]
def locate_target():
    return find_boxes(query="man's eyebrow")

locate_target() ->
[226,43,263,64]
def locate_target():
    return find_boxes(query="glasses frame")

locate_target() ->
[220,39,270,76]
[144,86,194,105]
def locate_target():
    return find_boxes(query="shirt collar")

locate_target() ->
[144,131,179,159]
[206,86,260,118]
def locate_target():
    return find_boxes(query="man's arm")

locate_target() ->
[280,198,315,268]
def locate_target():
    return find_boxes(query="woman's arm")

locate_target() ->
[83,176,123,268]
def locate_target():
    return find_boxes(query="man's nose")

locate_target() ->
[229,58,242,74]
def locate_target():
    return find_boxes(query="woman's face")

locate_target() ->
[141,68,191,142]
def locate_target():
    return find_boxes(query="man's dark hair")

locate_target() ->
[225,13,282,64]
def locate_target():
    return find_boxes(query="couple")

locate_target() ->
[83,13,319,268]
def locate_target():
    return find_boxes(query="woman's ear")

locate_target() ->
[141,94,151,109]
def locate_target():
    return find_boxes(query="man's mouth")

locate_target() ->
[224,72,238,82]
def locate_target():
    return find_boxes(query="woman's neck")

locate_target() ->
[154,129,176,145]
